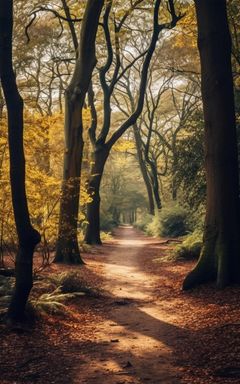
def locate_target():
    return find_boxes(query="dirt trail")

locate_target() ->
[2,225,240,384]
[2,225,239,384]
[78,226,182,384]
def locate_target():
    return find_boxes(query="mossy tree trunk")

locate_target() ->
[0,0,41,322]
[54,0,104,263]
[183,0,240,290]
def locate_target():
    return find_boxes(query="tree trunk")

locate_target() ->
[0,84,4,118]
[54,89,85,264]
[133,125,155,215]
[54,0,104,263]
[111,206,120,224]
[0,1,41,321]
[183,0,240,290]
[172,158,178,201]
[172,139,178,201]
[148,159,162,210]
[85,146,109,245]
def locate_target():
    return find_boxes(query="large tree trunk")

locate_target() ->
[0,1,41,321]
[183,0,240,290]
[133,125,155,215]
[85,146,109,245]
[54,89,85,264]
[54,0,104,263]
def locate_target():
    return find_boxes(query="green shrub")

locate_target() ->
[175,230,203,260]
[145,215,161,237]
[146,204,190,238]
[100,210,118,231]
[134,213,153,231]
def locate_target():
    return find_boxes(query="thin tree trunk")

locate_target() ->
[133,125,155,215]
[54,0,104,263]
[0,1,41,321]
[0,83,4,119]
[85,146,109,245]
[149,160,162,210]
[172,157,178,201]
[183,0,240,289]
[61,0,78,52]
[172,138,178,201]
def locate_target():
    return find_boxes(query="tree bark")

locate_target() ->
[183,0,240,289]
[0,1,41,321]
[147,159,162,210]
[133,124,155,215]
[171,156,178,201]
[0,83,4,119]
[54,0,104,263]
[85,146,109,245]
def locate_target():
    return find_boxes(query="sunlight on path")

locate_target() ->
[84,226,181,384]
[104,261,154,301]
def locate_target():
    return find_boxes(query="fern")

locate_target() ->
[31,287,85,315]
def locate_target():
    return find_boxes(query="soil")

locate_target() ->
[1,226,240,384]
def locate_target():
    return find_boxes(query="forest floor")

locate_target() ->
[1,226,240,384]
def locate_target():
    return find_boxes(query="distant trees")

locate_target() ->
[120,63,200,214]
[122,70,169,213]
[0,0,41,321]
[101,152,146,228]
[183,0,240,289]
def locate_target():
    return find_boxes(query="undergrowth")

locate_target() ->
[137,204,191,238]
[31,271,102,315]
[31,287,85,315]
[0,271,102,317]
[174,230,202,260]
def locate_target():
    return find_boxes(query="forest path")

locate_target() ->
[78,226,182,384]
[1,226,240,384]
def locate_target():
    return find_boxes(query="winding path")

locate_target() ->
[79,226,182,384]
